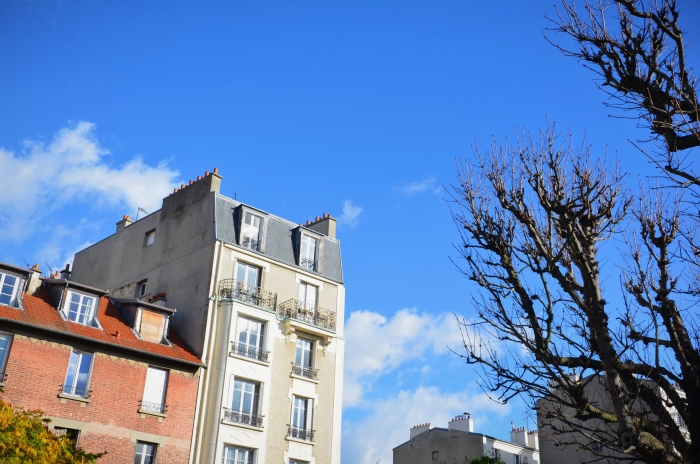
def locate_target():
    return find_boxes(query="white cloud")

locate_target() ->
[394,175,442,197]
[0,121,181,242]
[337,200,363,228]
[342,386,511,464]
[344,309,465,407]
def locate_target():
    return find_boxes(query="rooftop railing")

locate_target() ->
[231,342,270,363]
[223,408,264,428]
[277,299,336,332]
[218,279,277,311]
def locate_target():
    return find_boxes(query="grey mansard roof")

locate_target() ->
[214,194,344,284]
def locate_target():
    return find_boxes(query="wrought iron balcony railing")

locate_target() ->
[139,400,167,414]
[231,342,270,363]
[218,279,277,311]
[61,385,91,398]
[291,363,318,380]
[300,258,317,271]
[223,408,264,428]
[241,236,261,251]
[288,426,315,442]
[277,299,336,332]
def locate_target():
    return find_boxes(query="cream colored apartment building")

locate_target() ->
[72,169,345,464]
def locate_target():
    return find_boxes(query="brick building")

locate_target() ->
[0,261,203,464]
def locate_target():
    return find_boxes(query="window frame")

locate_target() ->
[291,395,313,431]
[134,440,158,464]
[144,229,156,247]
[62,290,98,327]
[295,337,314,370]
[297,282,318,311]
[236,261,262,290]
[229,376,261,417]
[63,350,94,398]
[0,332,13,378]
[0,271,22,308]
[300,234,319,271]
[236,315,266,352]
[141,366,169,414]
[222,445,255,464]
[136,280,148,298]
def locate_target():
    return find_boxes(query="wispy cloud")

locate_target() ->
[344,309,465,408]
[394,175,442,197]
[342,386,511,464]
[337,200,363,228]
[0,121,181,243]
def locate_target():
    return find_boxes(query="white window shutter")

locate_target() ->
[143,367,167,406]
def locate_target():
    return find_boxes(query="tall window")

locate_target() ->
[141,367,168,413]
[292,396,311,430]
[241,212,263,251]
[63,351,92,397]
[63,291,96,326]
[145,230,156,247]
[295,338,313,369]
[222,445,254,464]
[297,282,317,311]
[231,378,260,416]
[137,280,148,297]
[0,272,19,307]
[236,316,264,353]
[236,262,260,290]
[0,333,12,375]
[134,441,157,464]
[300,235,318,271]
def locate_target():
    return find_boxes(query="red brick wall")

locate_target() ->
[2,334,199,464]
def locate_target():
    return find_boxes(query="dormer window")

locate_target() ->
[300,235,318,271]
[0,272,20,307]
[136,309,167,344]
[242,212,263,251]
[63,291,97,326]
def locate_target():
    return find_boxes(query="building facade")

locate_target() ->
[0,261,202,463]
[393,415,540,464]
[72,168,345,464]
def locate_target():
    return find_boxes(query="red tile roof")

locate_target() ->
[0,285,202,366]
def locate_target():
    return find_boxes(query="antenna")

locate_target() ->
[135,207,149,220]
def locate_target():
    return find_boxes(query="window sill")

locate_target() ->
[58,393,91,405]
[138,409,167,421]
[221,419,264,432]
[285,436,315,446]
[228,352,270,367]
[290,373,319,384]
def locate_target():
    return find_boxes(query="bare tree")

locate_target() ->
[451,127,700,463]
[547,0,699,155]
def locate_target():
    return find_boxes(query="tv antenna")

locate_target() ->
[135,207,149,220]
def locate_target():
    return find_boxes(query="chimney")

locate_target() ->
[116,215,134,232]
[527,430,539,450]
[306,213,337,238]
[26,263,43,295]
[410,423,433,440]
[448,413,474,433]
[59,264,71,281]
[510,426,528,446]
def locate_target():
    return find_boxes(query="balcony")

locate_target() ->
[288,426,314,442]
[277,299,336,332]
[300,258,317,271]
[231,342,270,363]
[291,363,318,380]
[223,408,264,428]
[241,236,261,252]
[218,279,277,311]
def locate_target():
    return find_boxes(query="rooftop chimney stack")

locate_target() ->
[510,426,528,446]
[60,264,72,281]
[306,213,337,238]
[116,215,134,232]
[410,422,433,440]
[448,413,474,433]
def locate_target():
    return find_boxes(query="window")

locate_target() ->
[514,456,521,464]
[139,310,165,343]
[241,212,263,251]
[63,291,96,326]
[134,441,157,464]
[236,262,261,290]
[236,316,265,355]
[289,461,308,464]
[0,272,20,307]
[137,280,148,297]
[63,351,92,397]
[145,230,156,247]
[229,378,260,419]
[0,333,12,376]
[297,282,317,311]
[290,395,313,441]
[300,235,318,271]
[53,427,80,443]
[293,337,317,379]
[432,451,440,460]
[222,445,254,464]
[141,367,168,413]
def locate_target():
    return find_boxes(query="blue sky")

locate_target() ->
[1,1,699,462]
